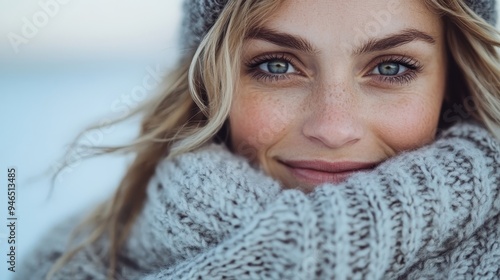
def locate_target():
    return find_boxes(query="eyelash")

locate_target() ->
[369,56,423,85]
[245,53,298,83]
[244,53,423,86]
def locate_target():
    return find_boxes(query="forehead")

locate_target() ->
[263,0,442,46]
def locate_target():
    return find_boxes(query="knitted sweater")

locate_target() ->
[16,122,500,279]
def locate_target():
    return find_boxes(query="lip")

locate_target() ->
[279,159,378,185]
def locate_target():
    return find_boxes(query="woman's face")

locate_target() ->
[229,0,447,192]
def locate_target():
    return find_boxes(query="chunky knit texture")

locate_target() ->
[16,122,500,279]
[180,0,498,51]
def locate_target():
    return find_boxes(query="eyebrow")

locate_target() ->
[354,29,436,55]
[246,27,435,56]
[246,27,320,55]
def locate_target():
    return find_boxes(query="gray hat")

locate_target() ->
[181,0,497,51]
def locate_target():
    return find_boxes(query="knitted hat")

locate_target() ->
[465,0,498,24]
[180,0,497,51]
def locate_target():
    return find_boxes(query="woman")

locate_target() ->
[17,0,499,279]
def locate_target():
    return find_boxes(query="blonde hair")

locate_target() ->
[47,0,499,279]
[426,0,500,137]
[46,1,284,279]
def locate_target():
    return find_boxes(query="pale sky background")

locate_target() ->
[0,0,183,61]
[0,1,499,279]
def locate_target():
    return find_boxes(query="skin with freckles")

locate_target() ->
[229,0,447,193]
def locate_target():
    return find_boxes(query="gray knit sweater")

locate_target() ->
[17,122,500,279]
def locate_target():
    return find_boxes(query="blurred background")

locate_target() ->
[0,1,183,278]
[0,1,499,279]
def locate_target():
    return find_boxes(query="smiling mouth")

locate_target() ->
[279,160,378,185]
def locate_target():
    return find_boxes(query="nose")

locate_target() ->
[301,82,364,149]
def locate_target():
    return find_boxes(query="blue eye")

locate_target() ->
[259,59,296,74]
[372,62,409,76]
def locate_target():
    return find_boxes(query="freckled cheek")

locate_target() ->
[229,97,291,156]
[375,98,442,152]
